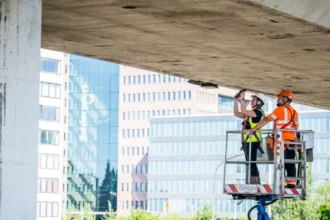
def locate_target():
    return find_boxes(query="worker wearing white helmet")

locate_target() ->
[233,89,268,184]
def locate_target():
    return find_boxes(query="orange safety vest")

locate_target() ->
[272,105,298,140]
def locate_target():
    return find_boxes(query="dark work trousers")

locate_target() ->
[285,149,296,178]
[243,142,260,177]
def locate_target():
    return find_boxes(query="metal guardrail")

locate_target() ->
[223,129,314,200]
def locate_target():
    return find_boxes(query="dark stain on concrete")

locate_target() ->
[122,6,137,9]
[269,19,279,23]
[303,48,316,52]
[157,60,182,63]
[267,33,295,39]
[0,82,6,211]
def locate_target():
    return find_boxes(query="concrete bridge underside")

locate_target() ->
[42,0,330,109]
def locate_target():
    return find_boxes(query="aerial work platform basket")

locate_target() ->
[222,129,314,219]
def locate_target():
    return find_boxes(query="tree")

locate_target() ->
[102,201,116,220]
[194,205,213,220]
[318,200,330,220]
[98,161,118,213]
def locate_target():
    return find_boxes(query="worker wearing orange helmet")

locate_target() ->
[250,90,298,188]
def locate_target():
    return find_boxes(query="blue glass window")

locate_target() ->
[123,76,126,84]
[188,91,192,100]
[40,58,59,74]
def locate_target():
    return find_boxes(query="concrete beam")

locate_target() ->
[0,0,41,219]
[42,0,330,109]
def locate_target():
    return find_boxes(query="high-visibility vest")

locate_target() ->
[243,109,264,143]
[272,105,298,140]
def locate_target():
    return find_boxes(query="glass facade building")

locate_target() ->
[148,103,330,218]
[67,55,119,215]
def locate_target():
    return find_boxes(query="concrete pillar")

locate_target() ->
[0,0,41,219]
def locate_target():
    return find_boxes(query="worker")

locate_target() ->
[250,90,298,188]
[234,89,267,184]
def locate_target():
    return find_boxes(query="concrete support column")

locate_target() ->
[0,0,41,219]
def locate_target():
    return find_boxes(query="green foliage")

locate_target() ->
[238,215,248,220]
[318,200,330,220]
[102,201,116,220]
[193,204,213,220]
[220,217,230,220]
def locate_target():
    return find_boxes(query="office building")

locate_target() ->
[117,65,219,215]
[67,55,119,218]
[37,49,69,219]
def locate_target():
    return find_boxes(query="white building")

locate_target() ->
[117,66,219,215]
[37,49,69,220]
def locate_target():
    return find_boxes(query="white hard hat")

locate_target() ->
[251,93,269,104]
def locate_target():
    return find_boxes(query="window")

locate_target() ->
[122,165,125,173]
[37,202,58,217]
[153,75,156,83]
[168,92,171,100]
[122,129,125,138]
[143,75,146,84]
[158,92,160,101]
[65,82,68,91]
[142,147,145,155]
[123,112,126,120]
[123,94,126,102]
[138,75,141,84]
[64,116,67,124]
[173,92,176,100]
[123,76,126,84]
[178,91,181,100]
[158,75,161,83]
[152,93,156,101]
[128,76,131,84]
[183,109,186,115]
[128,112,131,120]
[188,91,192,100]
[178,109,181,115]
[148,75,151,83]
[132,147,135,156]
[122,147,125,156]
[162,110,165,115]
[163,74,166,83]
[188,109,191,115]
[143,93,146,101]
[127,147,130,155]
[168,75,171,82]
[183,91,186,100]
[40,58,59,74]
[133,76,136,84]
[40,82,61,98]
[137,147,140,155]
[138,93,141,102]
[37,178,59,193]
[122,183,124,191]
[39,105,60,121]
[133,94,136,102]
[38,154,59,169]
[39,130,60,145]
[162,92,166,101]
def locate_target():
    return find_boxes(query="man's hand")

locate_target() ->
[250,128,256,134]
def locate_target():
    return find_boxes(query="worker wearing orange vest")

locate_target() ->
[250,90,298,188]
[234,89,268,184]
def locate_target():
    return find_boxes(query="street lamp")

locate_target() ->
[212,154,244,220]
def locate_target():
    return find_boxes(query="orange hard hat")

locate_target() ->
[277,90,293,100]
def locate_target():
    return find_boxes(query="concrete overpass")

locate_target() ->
[42,0,330,109]
[1,0,330,219]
